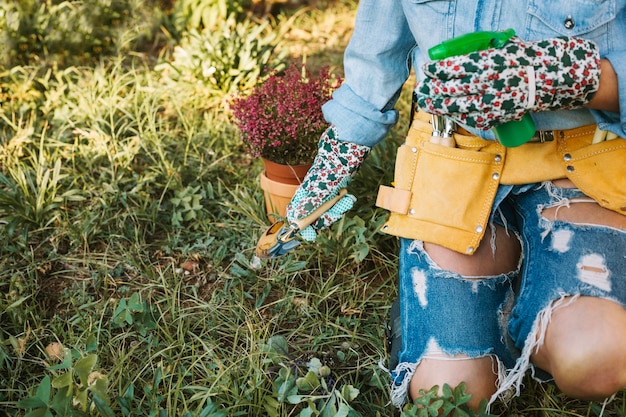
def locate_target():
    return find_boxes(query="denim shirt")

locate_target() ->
[323,0,626,147]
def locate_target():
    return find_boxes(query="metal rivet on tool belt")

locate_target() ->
[409,208,416,215]
[494,155,502,163]
[492,173,500,180]
[567,165,575,173]
[563,153,572,161]
[411,147,418,153]
[466,247,474,254]
[475,225,483,233]
[564,16,575,29]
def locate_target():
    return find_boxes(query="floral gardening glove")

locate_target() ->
[286,126,370,241]
[416,36,601,130]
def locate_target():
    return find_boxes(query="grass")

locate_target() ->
[0,2,624,416]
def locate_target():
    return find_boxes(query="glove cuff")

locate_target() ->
[536,37,601,111]
[318,126,371,178]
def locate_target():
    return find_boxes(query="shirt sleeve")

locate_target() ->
[590,50,626,137]
[322,0,416,147]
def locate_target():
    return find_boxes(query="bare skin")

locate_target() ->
[409,224,521,410]
[586,59,620,113]
[530,179,626,400]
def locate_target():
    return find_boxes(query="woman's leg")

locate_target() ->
[406,224,521,409]
[531,296,626,399]
[531,183,626,399]
[503,179,626,403]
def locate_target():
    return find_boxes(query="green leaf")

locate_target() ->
[454,409,470,417]
[263,397,281,417]
[113,298,129,325]
[286,395,306,404]
[335,403,351,417]
[340,385,359,402]
[85,334,98,353]
[17,397,47,409]
[50,386,72,415]
[453,383,472,406]
[260,335,290,364]
[93,394,116,417]
[74,354,97,387]
[299,407,314,417]
[24,409,52,417]
[89,376,109,403]
[35,375,51,404]
[75,388,88,411]
[276,368,297,403]
[296,371,320,392]
[52,371,73,389]
[319,395,338,417]
[127,292,144,312]
[307,358,323,376]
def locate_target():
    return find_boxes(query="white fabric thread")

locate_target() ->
[526,66,536,109]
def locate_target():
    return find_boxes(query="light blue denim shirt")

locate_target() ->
[323,0,626,146]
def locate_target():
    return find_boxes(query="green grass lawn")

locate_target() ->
[0,1,624,416]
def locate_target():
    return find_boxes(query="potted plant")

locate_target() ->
[231,61,341,221]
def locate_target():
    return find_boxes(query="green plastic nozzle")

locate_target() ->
[427,29,536,147]
[428,28,516,60]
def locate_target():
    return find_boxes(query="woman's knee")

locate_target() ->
[533,297,626,399]
[550,343,626,399]
[410,356,499,410]
[424,224,521,277]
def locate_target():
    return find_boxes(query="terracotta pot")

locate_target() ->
[259,159,312,223]
[262,158,310,185]
[260,172,299,223]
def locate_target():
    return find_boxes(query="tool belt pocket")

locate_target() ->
[376,125,504,254]
[561,137,626,213]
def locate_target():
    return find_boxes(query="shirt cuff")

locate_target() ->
[322,84,399,147]
[590,50,626,138]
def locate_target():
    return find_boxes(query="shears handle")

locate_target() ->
[290,188,348,231]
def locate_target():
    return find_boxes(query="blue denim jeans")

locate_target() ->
[390,182,626,408]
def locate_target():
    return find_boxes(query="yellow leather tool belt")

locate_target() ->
[376,111,626,255]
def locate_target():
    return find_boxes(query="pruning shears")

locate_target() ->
[256,188,348,259]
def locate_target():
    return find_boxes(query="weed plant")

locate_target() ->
[0,1,624,417]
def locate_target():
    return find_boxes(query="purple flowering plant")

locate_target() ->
[231,62,341,165]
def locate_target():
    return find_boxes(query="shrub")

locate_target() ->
[0,0,164,68]
[156,14,287,99]
[230,61,341,165]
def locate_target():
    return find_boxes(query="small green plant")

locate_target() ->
[261,335,363,417]
[17,339,112,417]
[0,132,85,237]
[401,383,497,417]
[111,292,158,337]
[169,185,205,229]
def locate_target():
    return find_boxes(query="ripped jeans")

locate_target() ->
[390,182,626,408]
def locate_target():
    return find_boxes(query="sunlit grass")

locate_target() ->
[0,1,624,416]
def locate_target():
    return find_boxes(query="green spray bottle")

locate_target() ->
[428,29,536,147]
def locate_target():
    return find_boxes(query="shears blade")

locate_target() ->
[256,221,301,258]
